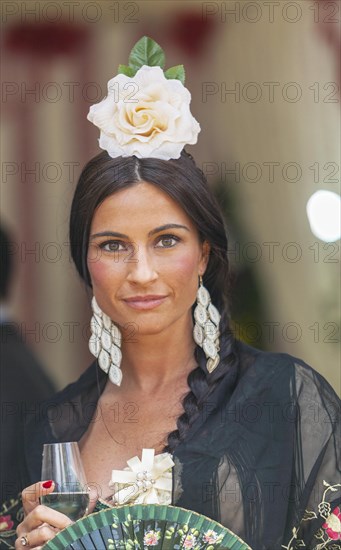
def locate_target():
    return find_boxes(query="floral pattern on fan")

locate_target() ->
[41,504,252,550]
[144,529,161,546]
[108,518,224,549]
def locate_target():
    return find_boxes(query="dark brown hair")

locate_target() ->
[69,149,239,452]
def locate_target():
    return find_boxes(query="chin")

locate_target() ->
[130,320,168,337]
[116,306,191,339]
[122,312,179,339]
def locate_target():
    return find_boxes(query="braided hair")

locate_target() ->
[69,149,239,453]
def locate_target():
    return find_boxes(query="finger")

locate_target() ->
[20,505,73,534]
[15,533,38,550]
[14,532,43,550]
[16,523,59,549]
[21,481,55,515]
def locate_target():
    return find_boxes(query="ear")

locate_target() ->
[199,240,211,276]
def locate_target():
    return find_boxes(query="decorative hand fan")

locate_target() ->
[43,504,252,549]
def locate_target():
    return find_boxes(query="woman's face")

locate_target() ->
[87,181,210,337]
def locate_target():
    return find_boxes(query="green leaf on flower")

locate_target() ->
[117,64,136,77]
[164,65,185,84]
[128,36,165,71]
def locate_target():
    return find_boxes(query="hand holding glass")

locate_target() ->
[40,442,90,521]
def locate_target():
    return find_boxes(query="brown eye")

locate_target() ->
[100,240,126,252]
[156,235,180,248]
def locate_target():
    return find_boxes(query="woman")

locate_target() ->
[11,38,341,549]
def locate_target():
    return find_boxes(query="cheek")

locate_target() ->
[171,255,199,309]
[170,251,200,289]
[88,261,107,287]
[87,252,119,289]
[175,256,198,277]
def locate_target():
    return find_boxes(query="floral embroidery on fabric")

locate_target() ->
[322,507,341,540]
[282,481,341,550]
[0,515,14,532]
[0,495,24,549]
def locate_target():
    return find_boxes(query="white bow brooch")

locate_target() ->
[109,448,174,505]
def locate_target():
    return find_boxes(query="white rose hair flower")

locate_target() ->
[87,37,201,160]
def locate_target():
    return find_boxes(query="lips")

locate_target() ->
[123,295,168,310]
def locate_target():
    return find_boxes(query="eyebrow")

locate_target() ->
[90,223,190,240]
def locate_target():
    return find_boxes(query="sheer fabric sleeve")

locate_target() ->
[282,360,341,549]
[173,348,340,549]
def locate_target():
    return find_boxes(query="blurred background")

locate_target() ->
[1,0,340,394]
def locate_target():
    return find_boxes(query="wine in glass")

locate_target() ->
[40,442,90,521]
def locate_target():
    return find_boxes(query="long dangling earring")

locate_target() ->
[193,275,221,373]
[89,296,123,386]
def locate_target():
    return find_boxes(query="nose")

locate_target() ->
[126,242,158,285]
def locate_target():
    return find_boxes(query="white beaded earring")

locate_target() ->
[89,296,123,386]
[193,275,221,373]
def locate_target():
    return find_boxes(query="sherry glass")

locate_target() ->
[40,442,90,521]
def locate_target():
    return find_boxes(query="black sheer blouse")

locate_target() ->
[11,341,341,549]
